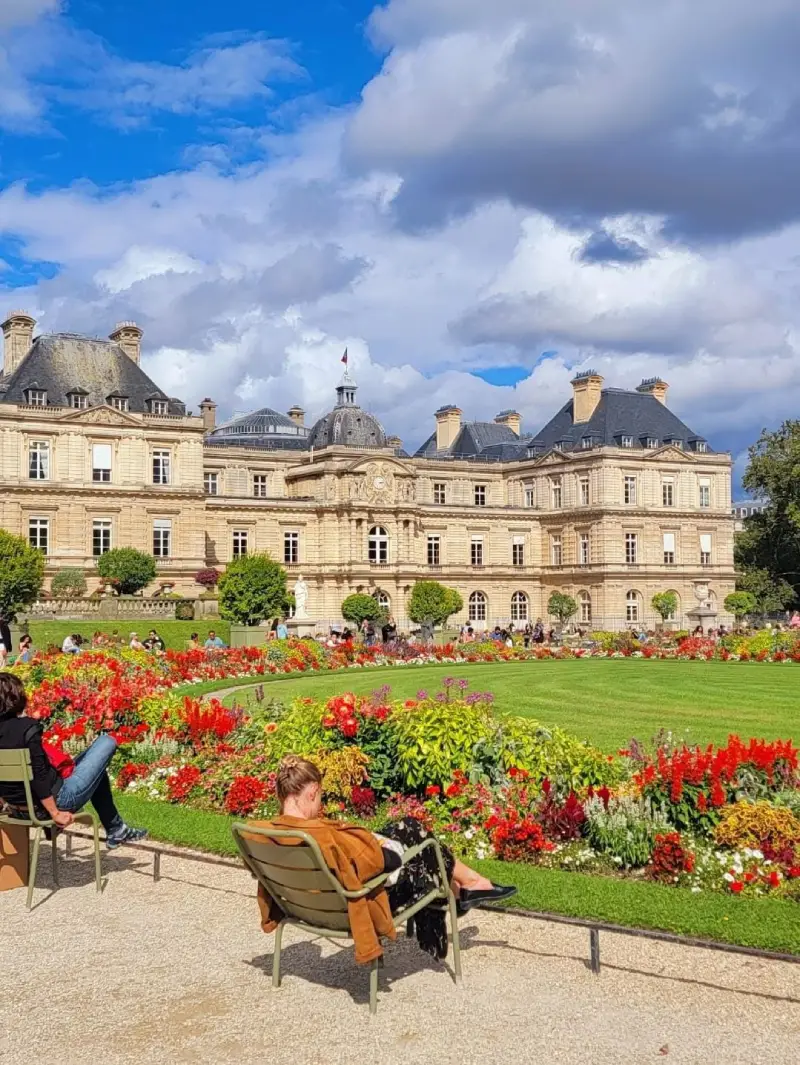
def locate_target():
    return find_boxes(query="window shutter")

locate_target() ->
[92,443,112,469]
[700,533,712,553]
[663,532,675,551]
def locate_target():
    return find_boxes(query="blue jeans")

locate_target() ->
[57,734,124,835]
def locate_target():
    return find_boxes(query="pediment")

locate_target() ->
[344,454,413,476]
[59,404,140,428]
[531,449,571,467]
[642,445,694,462]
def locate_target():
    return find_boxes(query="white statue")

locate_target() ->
[293,575,309,618]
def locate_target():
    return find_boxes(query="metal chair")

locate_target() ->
[0,749,102,909]
[232,823,462,1014]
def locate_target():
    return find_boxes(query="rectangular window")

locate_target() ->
[152,450,171,485]
[284,531,299,564]
[253,474,269,498]
[621,436,634,448]
[625,532,638,564]
[151,400,168,415]
[512,536,525,566]
[700,533,712,565]
[470,537,484,566]
[524,485,536,508]
[662,478,674,507]
[28,441,50,480]
[581,437,592,449]
[92,519,112,557]
[663,532,676,565]
[232,530,248,559]
[474,484,487,506]
[153,520,172,558]
[623,475,637,505]
[27,389,47,407]
[110,396,129,412]
[699,478,711,508]
[92,443,112,483]
[427,535,441,565]
[28,517,49,554]
[551,535,563,566]
[579,476,590,506]
[70,394,87,410]
[550,478,562,509]
[204,472,218,495]
[433,482,447,505]
[646,438,659,449]
[696,441,708,453]
[579,532,590,565]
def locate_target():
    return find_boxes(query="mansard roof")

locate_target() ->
[414,420,522,460]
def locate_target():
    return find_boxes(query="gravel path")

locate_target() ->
[1,835,798,1065]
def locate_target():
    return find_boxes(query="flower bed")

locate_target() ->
[9,644,800,905]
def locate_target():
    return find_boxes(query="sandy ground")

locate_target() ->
[1,834,798,1065]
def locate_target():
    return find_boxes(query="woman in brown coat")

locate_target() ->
[252,756,516,963]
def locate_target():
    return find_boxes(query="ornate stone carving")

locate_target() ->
[365,461,395,502]
[61,405,138,427]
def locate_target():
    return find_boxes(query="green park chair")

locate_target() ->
[232,823,462,1014]
[0,749,102,910]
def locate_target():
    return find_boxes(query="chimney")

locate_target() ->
[495,409,521,436]
[2,310,36,376]
[571,370,604,423]
[199,398,217,431]
[435,405,462,451]
[109,321,143,364]
[386,435,403,450]
[287,405,305,427]
[636,377,669,405]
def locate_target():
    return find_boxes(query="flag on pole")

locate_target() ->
[341,348,348,365]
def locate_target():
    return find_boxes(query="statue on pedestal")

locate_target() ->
[293,575,309,619]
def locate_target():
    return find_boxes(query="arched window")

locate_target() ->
[373,589,390,611]
[579,591,592,624]
[468,591,487,622]
[368,526,389,563]
[510,591,528,622]
[625,590,641,624]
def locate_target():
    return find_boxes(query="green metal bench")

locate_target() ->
[232,823,462,1014]
[0,749,102,910]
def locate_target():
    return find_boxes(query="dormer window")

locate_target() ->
[108,394,129,412]
[581,437,593,449]
[149,399,168,415]
[620,435,634,448]
[553,441,563,451]
[646,437,659,449]
[68,389,89,410]
[666,437,683,449]
[693,440,708,453]
[25,388,47,407]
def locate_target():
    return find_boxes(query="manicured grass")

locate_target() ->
[113,794,800,956]
[216,660,798,751]
[26,619,230,653]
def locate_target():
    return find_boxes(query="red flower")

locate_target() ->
[787,866,800,879]
[425,785,441,797]
[225,775,269,816]
[167,765,202,803]
[696,793,708,812]
[767,870,781,889]
[729,881,744,893]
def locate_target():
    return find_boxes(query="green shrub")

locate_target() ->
[218,553,287,626]
[264,698,329,761]
[499,716,621,793]
[341,593,385,627]
[50,568,87,598]
[387,696,496,789]
[407,581,463,627]
[97,547,156,595]
[0,528,45,619]
[175,600,195,620]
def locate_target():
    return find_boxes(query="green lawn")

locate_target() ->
[26,619,230,652]
[219,659,798,751]
[115,794,800,956]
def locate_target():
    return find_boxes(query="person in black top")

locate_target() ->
[0,673,147,849]
[144,629,165,653]
[0,616,12,659]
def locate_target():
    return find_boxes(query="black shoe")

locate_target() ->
[458,884,518,912]
[107,826,148,850]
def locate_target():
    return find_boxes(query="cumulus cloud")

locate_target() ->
[347,0,800,240]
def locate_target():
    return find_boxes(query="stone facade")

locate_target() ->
[0,316,736,630]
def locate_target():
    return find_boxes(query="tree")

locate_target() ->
[0,529,45,620]
[547,591,577,627]
[735,421,800,606]
[341,593,385,627]
[724,591,757,624]
[407,581,464,628]
[218,553,287,626]
[651,591,678,624]
[50,567,88,598]
[97,548,157,595]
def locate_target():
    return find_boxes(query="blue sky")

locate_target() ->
[1,0,799,485]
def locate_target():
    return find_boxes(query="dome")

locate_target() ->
[308,368,387,449]
[206,406,310,450]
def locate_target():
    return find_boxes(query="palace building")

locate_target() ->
[0,312,736,629]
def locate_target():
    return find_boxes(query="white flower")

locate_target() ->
[691,886,702,894]
[463,828,475,840]
[723,872,735,882]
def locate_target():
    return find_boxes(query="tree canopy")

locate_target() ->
[407,581,463,627]
[218,553,287,626]
[0,528,45,620]
[651,591,678,623]
[341,593,385,627]
[97,548,156,595]
[723,591,757,621]
[547,591,577,625]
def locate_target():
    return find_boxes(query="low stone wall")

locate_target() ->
[22,597,198,621]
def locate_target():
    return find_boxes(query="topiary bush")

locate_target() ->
[97,547,156,595]
[218,553,287,626]
[341,593,385,627]
[50,568,87,598]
